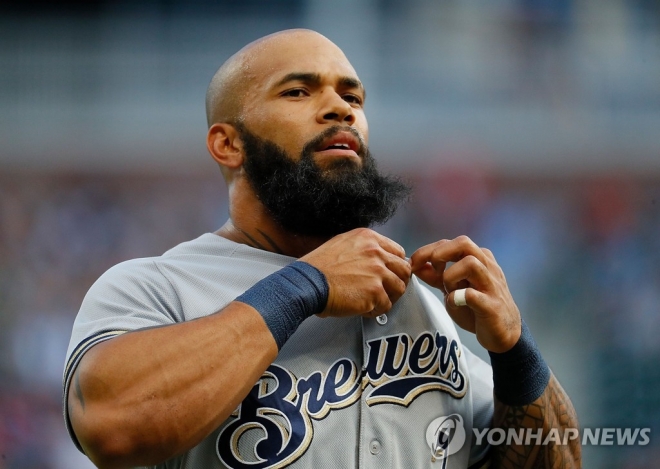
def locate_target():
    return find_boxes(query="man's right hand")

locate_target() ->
[68,229,410,468]
[301,228,411,318]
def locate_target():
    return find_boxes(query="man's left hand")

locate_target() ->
[410,235,521,353]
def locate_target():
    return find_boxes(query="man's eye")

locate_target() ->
[282,89,308,98]
[343,94,363,105]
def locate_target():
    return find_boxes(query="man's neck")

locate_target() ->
[216,219,327,259]
[216,178,329,258]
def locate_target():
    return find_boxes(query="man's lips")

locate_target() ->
[315,147,360,159]
[314,131,361,159]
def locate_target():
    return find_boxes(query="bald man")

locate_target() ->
[64,30,580,469]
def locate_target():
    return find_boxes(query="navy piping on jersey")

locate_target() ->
[62,329,128,453]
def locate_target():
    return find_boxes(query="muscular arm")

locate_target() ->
[68,228,410,469]
[68,302,278,468]
[491,373,581,468]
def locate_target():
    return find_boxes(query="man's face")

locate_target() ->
[233,32,409,237]
[237,32,370,172]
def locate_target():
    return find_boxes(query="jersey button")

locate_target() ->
[376,314,387,325]
[369,440,381,455]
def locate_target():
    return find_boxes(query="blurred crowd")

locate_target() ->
[0,172,227,469]
[0,169,659,468]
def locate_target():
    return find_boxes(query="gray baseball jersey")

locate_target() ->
[63,233,494,469]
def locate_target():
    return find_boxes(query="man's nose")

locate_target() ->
[316,89,356,125]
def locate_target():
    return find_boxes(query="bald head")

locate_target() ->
[205,29,351,127]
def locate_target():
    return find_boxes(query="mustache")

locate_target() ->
[302,125,367,158]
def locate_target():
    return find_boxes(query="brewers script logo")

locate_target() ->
[217,331,466,468]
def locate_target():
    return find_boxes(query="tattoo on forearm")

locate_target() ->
[74,372,86,412]
[491,374,581,468]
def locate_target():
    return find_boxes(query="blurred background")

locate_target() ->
[1,0,659,467]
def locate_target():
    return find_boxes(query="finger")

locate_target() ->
[381,269,408,305]
[369,288,393,316]
[481,247,496,262]
[370,230,406,259]
[383,252,412,285]
[479,247,508,283]
[413,263,446,293]
[414,236,488,269]
[442,255,492,292]
[443,291,477,332]
[362,309,378,319]
[453,288,468,307]
[447,287,489,313]
[410,244,448,292]
[409,239,449,271]
[412,258,447,286]
[439,235,489,264]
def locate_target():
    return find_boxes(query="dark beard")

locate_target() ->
[238,124,411,238]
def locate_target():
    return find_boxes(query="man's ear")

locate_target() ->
[207,123,244,169]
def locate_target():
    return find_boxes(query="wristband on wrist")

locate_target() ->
[488,320,551,406]
[235,261,329,350]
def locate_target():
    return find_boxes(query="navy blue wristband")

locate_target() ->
[488,320,551,406]
[235,261,329,350]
